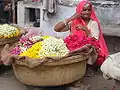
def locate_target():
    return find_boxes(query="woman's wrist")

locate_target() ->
[63,20,68,26]
[63,13,81,25]
[84,29,91,37]
[65,13,81,23]
[63,18,71,27]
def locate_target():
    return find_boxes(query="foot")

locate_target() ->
[67,84,91,90]
[85,68,94,77]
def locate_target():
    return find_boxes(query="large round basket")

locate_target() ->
[12,58,87,86]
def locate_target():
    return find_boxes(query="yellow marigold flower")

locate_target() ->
[0,34,3,39]
[10,34,14,38]
[4,34,8,38]
[42,36,51,40]
[20,42,43,59]
[15,29,20,36]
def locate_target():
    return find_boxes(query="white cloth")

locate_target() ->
[87,19,100,40]
[100,52,120,81]
[85,20,100,64]
[42,0,57,13]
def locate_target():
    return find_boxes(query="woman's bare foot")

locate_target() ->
[85,65,95,77]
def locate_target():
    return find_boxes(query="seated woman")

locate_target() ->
[54,0,108,73]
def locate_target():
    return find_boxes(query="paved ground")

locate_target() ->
[0,69,115,90]
[104,35,120,54]
[0,35,120,90]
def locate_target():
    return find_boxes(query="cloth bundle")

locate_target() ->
[101,52,120,81]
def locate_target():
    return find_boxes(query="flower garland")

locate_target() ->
[11,36,69,59]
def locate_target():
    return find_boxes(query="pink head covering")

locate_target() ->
[71,0,108,65]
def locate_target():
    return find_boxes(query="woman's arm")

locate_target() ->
[54,13,81,32]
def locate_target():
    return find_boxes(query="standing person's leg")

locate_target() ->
[29,8,35,22]
[0,1,5,23]
[34,9,40,27]
[35,9,40,23]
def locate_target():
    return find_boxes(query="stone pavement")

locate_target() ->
[104,35,120,54]
[0,70,115,90]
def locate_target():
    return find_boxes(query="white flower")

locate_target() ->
[29,36,42,42]
[39,37,69,58]
[0,24,19,38]
[20,46,28,53]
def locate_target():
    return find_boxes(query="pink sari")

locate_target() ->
[64,0,108,65]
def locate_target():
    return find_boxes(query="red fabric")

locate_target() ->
[67,0,108,65]
[64,34,100,51]
[32,0,40,2]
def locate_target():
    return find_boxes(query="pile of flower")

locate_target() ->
[20,42,43,59]
[0,24,21,39]
[10,36,69,59]
[10,35,43,55]
[39,37,69,58]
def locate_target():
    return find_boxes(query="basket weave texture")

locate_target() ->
[12,58,86,86]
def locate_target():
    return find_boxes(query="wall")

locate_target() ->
[40,3,120,38]
[40,5,75,38]
[17,0,120,38]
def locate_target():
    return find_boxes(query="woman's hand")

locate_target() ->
[76,24,90,36]
[66,13,82,23]
[76,24,88,31]
[54,13,82,32]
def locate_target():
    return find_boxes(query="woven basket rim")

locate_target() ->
[13,54,89,68]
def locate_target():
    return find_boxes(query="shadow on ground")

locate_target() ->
[104,35,120,54]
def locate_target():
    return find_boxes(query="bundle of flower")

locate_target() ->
[20,42,43,59]
[11,36,69,59]
[0,24,21,39]
[39,37,69,58]
[1,35,94,68]
[10,35,43,55]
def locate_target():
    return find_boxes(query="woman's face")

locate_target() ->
[81,3,92,19]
